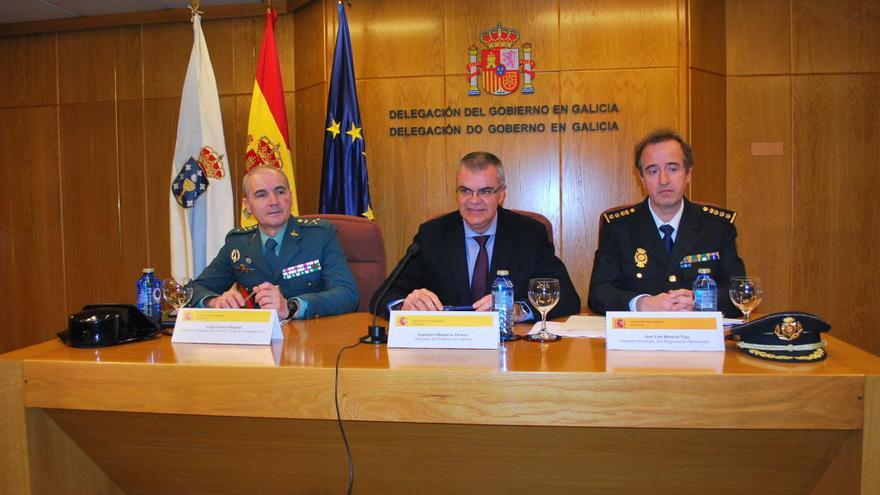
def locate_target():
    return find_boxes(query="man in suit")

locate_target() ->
[371,151,580,320]
[191,165,358,319]
[588,130,746,317]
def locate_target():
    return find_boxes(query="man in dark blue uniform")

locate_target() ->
[588,130,746,317]
[191,165,358,320]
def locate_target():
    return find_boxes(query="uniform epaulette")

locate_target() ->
[602,204,639,223]
[696,203,737,224]
[295,217,328,227]
[228,224,259,235]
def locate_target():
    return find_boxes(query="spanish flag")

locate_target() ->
[242,7,298,227]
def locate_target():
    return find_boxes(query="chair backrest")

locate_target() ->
[428,209,554,243]
[510,209,553,243]
[298,214,386,312]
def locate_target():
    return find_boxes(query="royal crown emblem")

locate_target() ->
[197,146,225,180]
[244,135,283,172]
[171,146,225,208]
[466,23,535,96]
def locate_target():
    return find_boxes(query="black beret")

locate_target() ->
[729,312,830,362]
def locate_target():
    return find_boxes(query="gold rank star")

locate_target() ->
[326,119,341,138]
[361,206,375,220]
[346,122,363,141]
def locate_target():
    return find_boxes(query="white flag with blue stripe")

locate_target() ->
[169,10,233,281]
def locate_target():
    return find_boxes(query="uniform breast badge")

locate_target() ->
[236,263,254,274]
[230,249,241,263]
[634,248,648,268]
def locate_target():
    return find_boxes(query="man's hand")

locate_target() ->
[252,282,289,319]
[472,294,493,312]
[206,287,246,309]
[401,288,443,311]
[636,289,694,311]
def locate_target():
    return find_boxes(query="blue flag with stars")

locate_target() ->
[320,2,373,219]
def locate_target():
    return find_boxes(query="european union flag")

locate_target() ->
[320,2,373,220]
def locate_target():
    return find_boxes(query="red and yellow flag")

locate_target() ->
[242,8,298,227]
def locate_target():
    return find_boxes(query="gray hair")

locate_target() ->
[241,165,289,197]
[458,151,506,186]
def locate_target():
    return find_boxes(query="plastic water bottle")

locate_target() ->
[492,269,515,341]
[693,268,718,311]
[136,268,162,322]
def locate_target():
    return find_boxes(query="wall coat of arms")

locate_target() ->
[466,24,535,96]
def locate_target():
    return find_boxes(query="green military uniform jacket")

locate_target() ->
[588,198,746,318]
[191,216,358,319]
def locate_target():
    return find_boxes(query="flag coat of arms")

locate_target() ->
[242,7,299,227]
[320,2,373,220]
[169,9,234,281]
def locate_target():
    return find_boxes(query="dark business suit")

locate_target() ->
[588,198,746,318]
[371,208,581,319]
[191,216,359,319]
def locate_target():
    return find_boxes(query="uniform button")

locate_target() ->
[307,282,313,287]
[636,273,643,279]
[668,275,677,283]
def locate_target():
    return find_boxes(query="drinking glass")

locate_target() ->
[525,278,561,343]
[728,276,763,322]
[162,277,193,317]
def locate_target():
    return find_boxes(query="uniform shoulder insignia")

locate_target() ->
[696,203,738,224]
[602,203,639,224]
[227,224,259,236]
[295,217,329,228]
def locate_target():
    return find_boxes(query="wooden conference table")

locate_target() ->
[2,312,879,494]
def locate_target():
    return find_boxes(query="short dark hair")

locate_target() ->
[633,130,693,175]
[242,165,289,197]
[458,151,505,186]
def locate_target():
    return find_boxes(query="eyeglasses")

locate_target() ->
[456,185,505,198]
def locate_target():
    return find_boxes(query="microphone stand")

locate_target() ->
[362,243,420,344]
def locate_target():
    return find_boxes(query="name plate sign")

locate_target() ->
[171,308,283,345]
[388,311,498,349]
[605,311,724,352]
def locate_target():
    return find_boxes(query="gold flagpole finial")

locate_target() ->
[266,0,273,12]
[191,0,200,10]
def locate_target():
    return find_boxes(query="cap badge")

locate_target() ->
[774,317,804,341]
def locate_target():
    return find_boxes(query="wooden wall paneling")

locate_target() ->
[233,94,253,221]
[726,76,792,314]
[357,77,450,269]
[201,18,237,97]
[57,29,116,104]
[293,0,327,91]
[792,74,880,356]
[443,0,560,73]
[689,69,726,206]
[0,115,12,353]
[117,100,150,297]
[443,73,563,251]
[217,95,241,217]
[688,0,726,75]
[0,33,57,108]
[141,22,194,99]
[560,0,679,70]
[792,0,880,74]
[293,84,326,214]
[560,68,680,308]
[0,108,66,353]
[142,99,181,278]
[60,103,127,309]
[114,26,144,101]
[230,16,261,95]
[725,0,791,75]
[346,0,445,79]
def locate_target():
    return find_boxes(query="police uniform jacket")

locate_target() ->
[191,216,359,319]
[371,208,581,319]
[588,198,746,318]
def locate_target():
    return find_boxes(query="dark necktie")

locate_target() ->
[659,224,674,255]
[265,238,279,271]
[470,235,490,302]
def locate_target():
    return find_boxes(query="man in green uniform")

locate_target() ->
[191,165,358,319]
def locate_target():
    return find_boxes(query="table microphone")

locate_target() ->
[362,242,420,344]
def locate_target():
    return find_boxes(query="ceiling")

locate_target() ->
[0,0,262,25]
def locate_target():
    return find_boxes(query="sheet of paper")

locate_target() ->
[527,315,606,338]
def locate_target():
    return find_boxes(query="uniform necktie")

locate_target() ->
[470,235,490,302]
[659,224,674,255]
[265,238,279,271]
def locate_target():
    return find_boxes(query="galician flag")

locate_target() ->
[242,7,298,227]
[320,1,373,220]
[169,8,234,281]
